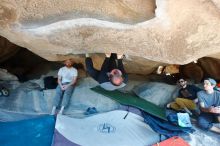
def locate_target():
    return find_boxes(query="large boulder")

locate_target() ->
[0,0,220,65]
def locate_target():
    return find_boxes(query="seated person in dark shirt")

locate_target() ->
[85,53,128,91]
[197,78,220,134]
[167,78,201,115]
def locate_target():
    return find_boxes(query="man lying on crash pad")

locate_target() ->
[85,53,128,91]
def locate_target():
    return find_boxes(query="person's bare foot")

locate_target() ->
[85,53,90,57]
[213,123,220,129]
[166,103,171,108]
[105,53,111,58]
[184,107,192,116]
[117,54,124,59]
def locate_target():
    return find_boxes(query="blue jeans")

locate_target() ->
[53,83,75,107]
[142,111,194,138]
[198,113,219,130]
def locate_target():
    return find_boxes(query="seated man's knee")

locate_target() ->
[198,116,211,130]
[175,98,183,103]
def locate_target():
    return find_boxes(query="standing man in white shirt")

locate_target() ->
[51,59,78,115]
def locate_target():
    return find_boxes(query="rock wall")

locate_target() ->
[0,0,220,65]
[179,57,220,82]
[198,57,220,80]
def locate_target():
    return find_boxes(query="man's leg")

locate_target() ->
[197,113,219,132]
[85,57,99,81]
[108,53,118,71]
[97,54,112,83]
[169,102,182,110]
[175,98,196,110]
[199,114,220,133]
[211,115,220,133]
[51,85,63,115]
[60,85,75,114]
[175,98,197,115]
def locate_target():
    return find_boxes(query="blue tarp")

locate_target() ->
[0,115,55,146]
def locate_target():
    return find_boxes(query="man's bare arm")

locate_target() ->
[200,102,220,114]
[58,76,62,87]
[200,102,211,113]
[69,76,77,86]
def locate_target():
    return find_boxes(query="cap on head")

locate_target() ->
[205,78,217,86]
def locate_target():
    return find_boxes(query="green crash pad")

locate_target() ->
[91,86,167,121]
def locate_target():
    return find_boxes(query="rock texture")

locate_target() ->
[180,63,204,83]
[0,0,220,65]
[83,54,163,75]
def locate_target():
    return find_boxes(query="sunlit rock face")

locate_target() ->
[0,0,220,66]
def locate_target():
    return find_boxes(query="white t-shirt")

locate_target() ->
[58,66,78,84]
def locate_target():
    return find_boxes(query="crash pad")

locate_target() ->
[91,86,167,120]
[152,136,190,146]
[0,115,55,146]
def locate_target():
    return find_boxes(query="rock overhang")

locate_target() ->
[0,0,220,65]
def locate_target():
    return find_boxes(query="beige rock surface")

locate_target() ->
[0,0,220,66]
[50,53,163,75]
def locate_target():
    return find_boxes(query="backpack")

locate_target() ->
[44,76,58,89]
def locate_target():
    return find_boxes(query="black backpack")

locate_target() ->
[44,76,58,89]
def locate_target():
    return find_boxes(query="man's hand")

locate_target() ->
[63,85,70,90]
[193,98,198,103]
[60,85,69,91]
[209,106,220,114]
[60,85,65,91]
